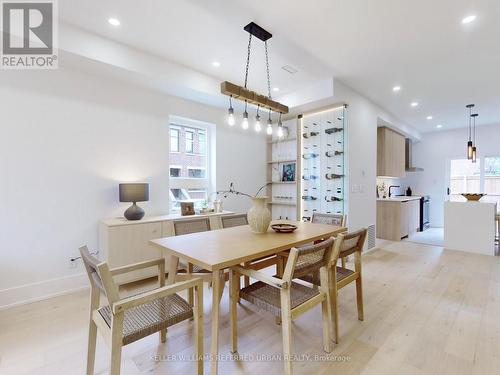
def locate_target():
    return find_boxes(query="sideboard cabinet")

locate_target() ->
[99,211,232,284]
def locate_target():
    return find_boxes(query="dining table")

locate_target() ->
[150,220,346,375]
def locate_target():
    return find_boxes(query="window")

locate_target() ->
[483,156,500,206]
[169,117,214,213]
[188,167,206,178]
[170,128,179,152]
[199,130,207,156]
[449,159,481,201]
[185,130,194,153]
[170,167,181,178]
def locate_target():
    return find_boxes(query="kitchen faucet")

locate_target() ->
[389,185,400,198]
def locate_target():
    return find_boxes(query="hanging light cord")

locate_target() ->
[244,34,252,89]
[468,106,472,141]
[265,40,272,99]
[473,114,476,144]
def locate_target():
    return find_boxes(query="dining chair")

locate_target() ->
[220,213,248,228]
[173,217,215,304]
[173,217,211,273]
[312,213,348,267]
[276,213,348,278]
[311,212,347,227]
[302,228,367,343]
[221,213,280,287]
[229,237,336,375]
[79,246,203,375]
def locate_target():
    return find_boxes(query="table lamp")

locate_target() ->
[119,183,149,220]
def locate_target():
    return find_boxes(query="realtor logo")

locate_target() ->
[1,0,58,69]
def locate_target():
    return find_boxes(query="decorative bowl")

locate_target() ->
[461,193,486,201]
[271,223,298,233]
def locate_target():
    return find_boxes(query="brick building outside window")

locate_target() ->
[169,117,213,212]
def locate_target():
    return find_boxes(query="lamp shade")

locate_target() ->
[119,183,149,203]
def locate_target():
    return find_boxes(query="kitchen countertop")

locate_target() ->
[377,196,422,202]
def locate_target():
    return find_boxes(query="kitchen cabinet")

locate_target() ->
[376,198,420,241]
[408,199,420,234]
[377,127,406,177]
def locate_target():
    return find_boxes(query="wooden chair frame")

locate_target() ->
[229,239,335,375]
[327,228,367,343]
[80,246,204,375]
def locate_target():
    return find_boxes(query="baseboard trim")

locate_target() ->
[0,273,89,310]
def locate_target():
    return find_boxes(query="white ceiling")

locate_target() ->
[60,0,500,133]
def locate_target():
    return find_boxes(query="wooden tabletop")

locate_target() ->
[150,220,346,271]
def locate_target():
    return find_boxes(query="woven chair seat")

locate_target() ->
[240,281,320,317]
[300,266,354,285]
[98,293,193,345]
[178,260,209,273]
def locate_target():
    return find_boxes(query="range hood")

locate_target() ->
[405,138,424,172]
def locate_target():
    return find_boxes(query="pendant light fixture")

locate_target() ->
[221,22,289,135]
[227,95,235,126]
[466,104,475,159]
[254,105,262,132]
[242,100,249,130]
[277,112,284,138]
[266,108,273,135]
[471,113,478,163]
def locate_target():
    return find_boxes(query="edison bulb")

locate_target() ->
[266,124,273,135]
[242,113,249,129]
[255,115,262,132]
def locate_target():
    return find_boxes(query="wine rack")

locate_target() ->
[299,105,347,221]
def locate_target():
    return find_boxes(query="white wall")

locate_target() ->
[411,124,500,227]
[0,67,266,308]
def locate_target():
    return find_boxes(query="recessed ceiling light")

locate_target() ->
[212,61,221,67]
[392,86,401,92]
[273,87,280,92]
[462,15,477,24]
[108,18,121,26]
[436,124,443,129]
[411,102,419,107]
[426,116,433,120]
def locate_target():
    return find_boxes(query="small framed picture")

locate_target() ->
[180,202,195,216]
[282,163,296,182]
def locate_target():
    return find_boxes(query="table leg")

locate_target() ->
[167,255,179,285]
[210,269,223,375]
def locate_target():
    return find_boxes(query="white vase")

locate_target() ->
[247,197,272,234]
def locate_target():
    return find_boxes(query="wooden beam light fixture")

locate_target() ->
[221,22,289,135]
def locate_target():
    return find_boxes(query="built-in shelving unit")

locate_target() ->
[267,159,297,164]
[266,118,300,220]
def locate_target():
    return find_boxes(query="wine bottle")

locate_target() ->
[302,153,319,159]
[302,195,318,201]
[325,150,344,157]
[325,196,343,202]
[325,127,343,134]
[325,173,344,180]
[302,131,319,139]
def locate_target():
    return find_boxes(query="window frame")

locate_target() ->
[187,166,207,179]
[185,129,195,154]
[170,127,180,153]
[169,165,182,178]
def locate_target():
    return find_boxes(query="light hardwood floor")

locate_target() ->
[2,240,500,375]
